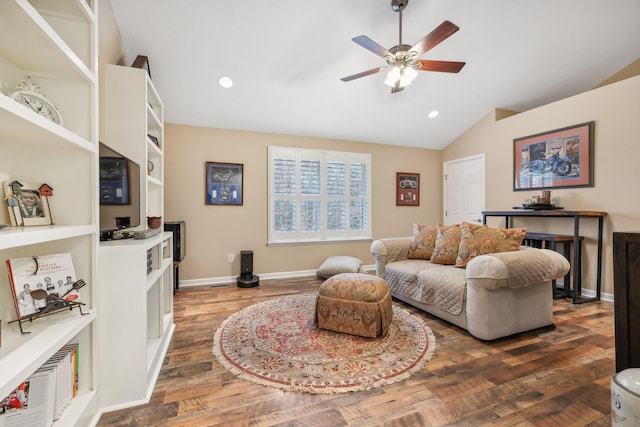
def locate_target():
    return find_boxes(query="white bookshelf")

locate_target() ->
[98,233,174,410]
[0,0,99,425]
[104,64,164,225]
[99,63,172,411]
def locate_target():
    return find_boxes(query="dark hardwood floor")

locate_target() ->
[96,277,615,426]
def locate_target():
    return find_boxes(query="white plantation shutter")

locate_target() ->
[268,146,372,244]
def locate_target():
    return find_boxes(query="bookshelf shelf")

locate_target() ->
[0,309,95,400]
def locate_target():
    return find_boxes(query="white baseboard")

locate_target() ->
[579,288,613,302]
[178,264,376,288]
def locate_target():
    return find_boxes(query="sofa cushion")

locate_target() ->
[455,222,527,268]
[408,223,437,259]
[430,224,462,265]
[418,267,467,315]
[317,256,363,278]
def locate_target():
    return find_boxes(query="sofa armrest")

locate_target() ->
[466,247,570,290]
[370,237,412,279]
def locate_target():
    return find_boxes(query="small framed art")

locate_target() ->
[396,172,419,206]
[514,121,594,191]
[206,162,243,205]
[3,180,54,226]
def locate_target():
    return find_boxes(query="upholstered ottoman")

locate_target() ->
[314,273,393,338]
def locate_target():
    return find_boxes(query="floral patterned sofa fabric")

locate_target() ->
[371,232,570,340]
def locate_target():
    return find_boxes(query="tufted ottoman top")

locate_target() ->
[319,273,390,303]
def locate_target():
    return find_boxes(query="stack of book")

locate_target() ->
[0,344,79,426]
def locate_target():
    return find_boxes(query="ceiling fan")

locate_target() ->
[341,0,465,93]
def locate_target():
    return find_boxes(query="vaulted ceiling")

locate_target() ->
[109,0,640,149]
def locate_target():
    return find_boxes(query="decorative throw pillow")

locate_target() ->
[317,256,363,279]
[430,224,462,265]
[455,221,527,268]
[408,223,437,259]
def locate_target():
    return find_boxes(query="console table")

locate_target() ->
[482,210,607,304]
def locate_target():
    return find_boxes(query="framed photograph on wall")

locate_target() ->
[396,172,420,206]
[514,121,594,191]
[206,162,243,205]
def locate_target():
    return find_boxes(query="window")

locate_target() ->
[268,146,371,244]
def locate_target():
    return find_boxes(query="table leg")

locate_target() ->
[596,216,603,300]
[572,216,581,303]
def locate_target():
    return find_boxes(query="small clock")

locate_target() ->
[10,90,64,126]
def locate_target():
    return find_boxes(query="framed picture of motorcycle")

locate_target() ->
[396,172,420,206]
[513,121,594,191]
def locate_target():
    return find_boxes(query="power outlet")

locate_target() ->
[227,253,234,263]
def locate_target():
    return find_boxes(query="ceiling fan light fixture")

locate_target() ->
[384,65,417,88]
[400,66,418,86]
[384,66,401,87]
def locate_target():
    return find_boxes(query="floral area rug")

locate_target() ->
[213,294,436,394]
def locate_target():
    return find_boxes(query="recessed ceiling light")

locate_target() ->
[428,110,439,119]
[218,76,233,88]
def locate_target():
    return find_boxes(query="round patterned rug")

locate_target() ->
[213,294,436,394]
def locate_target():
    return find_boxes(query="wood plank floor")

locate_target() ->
[96,277,615,426]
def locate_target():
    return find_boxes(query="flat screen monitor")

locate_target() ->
[99,142,141,239]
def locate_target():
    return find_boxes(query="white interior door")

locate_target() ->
[443,155,486,225]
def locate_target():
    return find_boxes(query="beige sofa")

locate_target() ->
[371,237,570,340]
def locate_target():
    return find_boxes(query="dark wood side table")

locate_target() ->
[482,210,607,304]
[613,232,640,372]
[522,232,584,299]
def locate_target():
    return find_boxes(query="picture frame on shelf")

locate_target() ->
[206,162,243,205]
[396,172,420,206]
[514,121,594,191]
[99,157,131,205]
[3,180,54,227]
[131,55,151,79]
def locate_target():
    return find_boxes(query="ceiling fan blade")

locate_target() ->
[341,67,384,82]
[414,60,466,73]
[352,35,395,59]
[409,20,460,57]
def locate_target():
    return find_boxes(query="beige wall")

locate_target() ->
[443,75,640,297]
[164,125,442,282]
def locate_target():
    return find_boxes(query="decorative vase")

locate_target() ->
[147,216,162,229]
